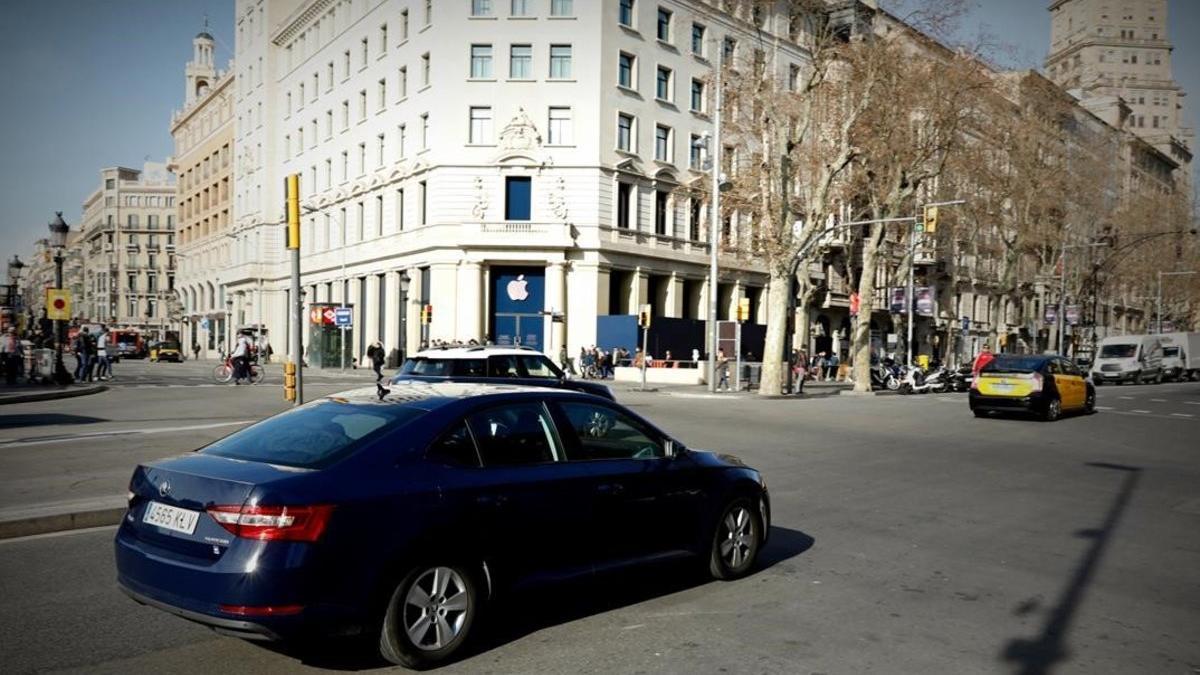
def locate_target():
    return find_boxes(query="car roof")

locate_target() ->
[411,345,545,359]
[321,381,590,411]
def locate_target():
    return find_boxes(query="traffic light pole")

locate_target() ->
[286,174,303,406]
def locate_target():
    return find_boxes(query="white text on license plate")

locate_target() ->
[143,501,200,535]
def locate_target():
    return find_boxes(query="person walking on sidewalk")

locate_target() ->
[73,328,92,382]
[192,343,201,361]
[95,327,112,381]
[716,348,731,392]
[367,341,386,381]
[1,328,23,385]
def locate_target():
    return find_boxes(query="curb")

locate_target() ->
[0,504,126,540]
[838,389,899,397]
[0,384,108,406]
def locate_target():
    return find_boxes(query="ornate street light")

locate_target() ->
[47,212,73,383]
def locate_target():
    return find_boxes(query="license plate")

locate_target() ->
[143,501,200,535]
[990,383,1014,393]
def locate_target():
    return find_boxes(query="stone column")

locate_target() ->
[457,261,484,343]
[429,262,459,342]
[545,261,567,357]
[665,272,685,318]
[631,267,649,315]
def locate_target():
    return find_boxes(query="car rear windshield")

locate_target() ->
[399,357,487,377]
[1099,344,1138,359]
[200,400,424,469]
[981,357,1044,374]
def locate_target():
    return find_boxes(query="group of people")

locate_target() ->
[72,326,116,382]
[577,346,630,379]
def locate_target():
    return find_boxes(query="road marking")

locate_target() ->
[0,524,118,545]
[1095,406,1114,410]
[1151,398,1167,402]
[1186,402,1200,406]
[1131,410,1151,414]
[1104,410,1199,421]
[0,420,254,449]
[1171,413,1194,418]
[1118,396,1135,400]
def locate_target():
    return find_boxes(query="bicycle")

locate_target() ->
[212,357,265,385]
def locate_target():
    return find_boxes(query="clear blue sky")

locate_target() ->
[0,0,1196,263]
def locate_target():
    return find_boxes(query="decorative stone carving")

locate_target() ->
[499,108,542,151]
[549,176,569,220]
[472,176,489,220]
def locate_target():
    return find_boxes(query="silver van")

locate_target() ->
[1090,335,1164,385]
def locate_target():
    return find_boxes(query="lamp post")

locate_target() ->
[225,297,233,354]
[398,271,411,366]
[1156,270,1197,334]
[6,255,24,312]
[48,213,72,383]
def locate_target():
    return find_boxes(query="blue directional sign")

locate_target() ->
[334,307,353,327]
[961,316,970,332]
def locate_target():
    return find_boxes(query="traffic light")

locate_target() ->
[737,297,751,323]
[638,304,651,329]
[285,174,301,250]
[923,205,939,234]
[421,304,433,325]
[283,361,297,401]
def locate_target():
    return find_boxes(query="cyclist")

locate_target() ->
[230,330,254,385]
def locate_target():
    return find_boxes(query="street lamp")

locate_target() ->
[225,297,233,353]
[398,271,411,365]
[6,255,24,306]
[1156,270,1197,334]
[48,212,72,383]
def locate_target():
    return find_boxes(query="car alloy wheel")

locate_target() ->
[1043,397,1061,422]
[380,564,477,668]
[709,499,761,580]
[1085,390,1096,413]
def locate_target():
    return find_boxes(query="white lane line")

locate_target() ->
[0,420,254,449]
[1150,398,1167,402]
[1096,406,1114,410]
[1104,410,1199,421]
[1171,413,1194,418]
[1186,401,1200,406]
[1118,396,1135,400]
[1131,410,1151,414]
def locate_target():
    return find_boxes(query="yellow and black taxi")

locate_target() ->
[149,339,183,363]
[970,354,1095,421]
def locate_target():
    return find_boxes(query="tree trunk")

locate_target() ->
[851,230,883,392]
[758,272,790,396]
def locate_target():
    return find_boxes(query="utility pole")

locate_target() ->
[285,174,303,405]
[907,200,962,367]
[707,49,722,393]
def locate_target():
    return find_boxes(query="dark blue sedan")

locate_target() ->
[115,383,769,669]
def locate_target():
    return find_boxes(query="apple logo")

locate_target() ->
[506,274,529,302]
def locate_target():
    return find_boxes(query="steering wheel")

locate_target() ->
[632,445,660,460]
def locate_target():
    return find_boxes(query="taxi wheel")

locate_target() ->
[1042,397,1062,422]
[1085,390,1096,414]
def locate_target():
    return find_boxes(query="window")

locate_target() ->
[356,201,366,240]
[398,66,408,97]
[618,52,636,88]
[398,123,407,157]
[427,422,481,467]
[327,61,334,89]
[617,182,632,228]
[377,133,386,166]
[400,9,409,39]
[127,273,137,290]
[127,298,137,317]
[286,92,292,116]
[692,22,705,55]
[617,113,634,151]
[358,142,366,175]
[509,44,532,78]
[510,0,530,16]
[379,23,388,51]
[548,107,572,144]
[469,106,494,143]
[470,44,493,78]
[106,178,115,190]
[689,133,703,168]
[340,150,348,182]
[377,78,387,110]
[360,37,369,68]
[420,113,429,149]
[325,110,333,138]
[146,299,157,318]
[418,180,427,224]
[691,78,705,111]
[472,0,493,16]
[689,198,701,240]
[549,44,572,78]
[551,0,573,17]
[147,274,157,293]
[375,195,384,236]
[421,53,431,86]
[358,89,367,120]
[655,190,669,234]
[656,65,672,100]
[558,402,663,461]
[396,188,405,230]
[520,355,559,378]
[341,100,349,129]
[619,0,634,27]
[467,403,560,465]
[655,124,671,161]
[789,64,801,91]
[722,37,736,63]
[657,7,671,41]
[424,0,432,25]
[505,176,532,220]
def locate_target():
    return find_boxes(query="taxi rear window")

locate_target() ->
[981,357,1044,374]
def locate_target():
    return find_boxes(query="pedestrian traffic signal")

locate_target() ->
[421,304,433,325]
[283,361,297,401]
[923,205,939,234]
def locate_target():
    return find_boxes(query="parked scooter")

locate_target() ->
[949,364,973,392]
[870,361,901,391]
[898,364,950,394]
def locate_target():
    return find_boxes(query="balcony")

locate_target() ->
[604,226,712,257]
[125,243,140,252]
[467,221,576,249]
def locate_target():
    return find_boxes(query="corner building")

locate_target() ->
[232,0,809,366]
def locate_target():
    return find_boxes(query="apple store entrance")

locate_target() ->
[490,266,544,350]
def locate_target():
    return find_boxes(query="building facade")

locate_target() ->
[1046,0,1193,193]
[75,164,178,334]
[230,0,810,367]
[170,30,236,357]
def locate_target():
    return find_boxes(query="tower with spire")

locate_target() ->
[185,18,216,105]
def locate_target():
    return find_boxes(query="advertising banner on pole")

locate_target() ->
[1044,303,1058,326]
[915,287,935,317]
[889,288,907,314]
[1065,304,1080,326]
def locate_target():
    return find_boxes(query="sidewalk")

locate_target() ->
[0,381,108,406]
[625,379,853,399]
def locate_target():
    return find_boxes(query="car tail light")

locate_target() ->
[207,504,334,542]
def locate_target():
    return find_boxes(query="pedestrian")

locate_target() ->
[827,352,840,381]
[95,327,111,381]
[258,334,271,364]
[73,328,92,382]
[1,328,23,385]
[972,343,995,376]
[230,330,253,384]
[367,340,386,381]
[794,349,808,394]
[192,342,201,361]
[692,348,700,364]
[716,348,731,392]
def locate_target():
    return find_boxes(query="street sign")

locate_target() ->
[200,318,210,330]
[961,316,970,332]
[334,307,352,327]
[46,288,71,321]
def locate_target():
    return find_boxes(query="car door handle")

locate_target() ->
[595,482,626,497]
[475,494,509,507]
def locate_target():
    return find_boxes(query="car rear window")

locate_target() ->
[400,357,486,377]
[200,400,424,469]
[981,357,1045,374]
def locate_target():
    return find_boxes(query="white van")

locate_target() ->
[1154,332,1200,381]
[1090,335,1164,385]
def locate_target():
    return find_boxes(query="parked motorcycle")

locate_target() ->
[898,364,950,394]
[950,364,973,392]
[870,361,901,391]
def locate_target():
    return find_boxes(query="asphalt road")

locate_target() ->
[1,363,1199,674]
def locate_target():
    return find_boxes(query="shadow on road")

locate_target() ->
[0,413,108,429]
[263,525,815,671]
[999,462,1142,675]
